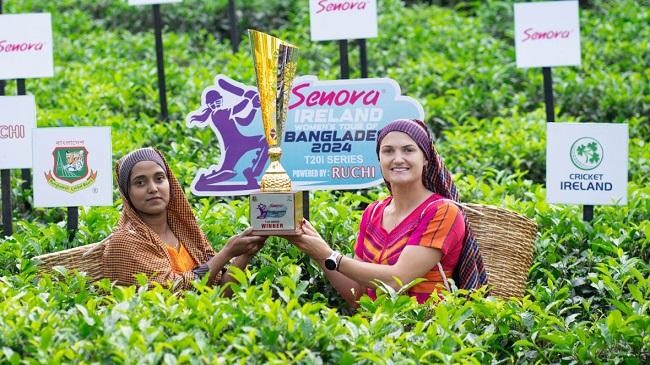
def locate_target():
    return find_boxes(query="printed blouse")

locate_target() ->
[354,193,465,303]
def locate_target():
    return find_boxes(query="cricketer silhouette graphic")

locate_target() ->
[256,203,268,219]
[187,76,268,192]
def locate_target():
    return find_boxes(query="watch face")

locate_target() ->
[324,259,336,270]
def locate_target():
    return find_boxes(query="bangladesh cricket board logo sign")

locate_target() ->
[44,147,97,192]
[570,137,603,171]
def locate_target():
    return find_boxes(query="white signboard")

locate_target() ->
[546,123,628,205]
[128,0,181,5]
[310,0,378,41]
[0,13,54,79]
[514,1,581,68]
[32,127,112,208]
[0,95,36,169]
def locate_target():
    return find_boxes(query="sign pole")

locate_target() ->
[16,79,31,193]
[152,4,168,121]
[357,39,368,78]
[227,0,239,52]
[67,206,78,243]
[582,205,593,221]
[542,67,555,123]
[339,40,350,79]
[1,169,11,237]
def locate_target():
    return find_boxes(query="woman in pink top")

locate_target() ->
[285,119,485,306]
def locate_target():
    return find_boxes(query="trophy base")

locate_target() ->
[250,191,303,236]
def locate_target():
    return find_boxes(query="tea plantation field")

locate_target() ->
[0,0,648,363]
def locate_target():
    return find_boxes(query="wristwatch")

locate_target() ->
[324,251,343,271]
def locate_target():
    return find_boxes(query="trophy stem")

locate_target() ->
[260,147,292,192]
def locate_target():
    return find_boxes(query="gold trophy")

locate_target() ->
[248,29,303,235]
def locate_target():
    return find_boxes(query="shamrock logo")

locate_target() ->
[570,137,604,170]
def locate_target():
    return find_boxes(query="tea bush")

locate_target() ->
[1,0,648,363]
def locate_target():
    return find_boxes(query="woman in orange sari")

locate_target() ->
[103,147,266,291]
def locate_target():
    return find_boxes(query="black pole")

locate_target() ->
[339,40,350,79]
[67,206,78,243]
[152,4,168,121]
[357,39,368,78]
[583,205,593,222]
[16,79,32,193]
[1,170,12,237]
[542,67,555,123]
[227,0,239,52]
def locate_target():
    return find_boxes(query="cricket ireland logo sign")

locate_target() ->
[569,137,603,171]
[546,122,628,206]
[44,146,97,193]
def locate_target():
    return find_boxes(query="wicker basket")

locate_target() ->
[462,203,538,298]
[32,236,109,281]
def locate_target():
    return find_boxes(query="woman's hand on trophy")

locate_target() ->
[223,227,268,259]
[282,219,333,261]
[241,238,266,259]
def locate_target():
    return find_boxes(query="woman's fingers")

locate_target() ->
[301,220,318,235]
[302,219,316,231]
[240,227,253,236]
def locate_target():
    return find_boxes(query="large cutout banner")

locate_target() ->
[186,75,423,196]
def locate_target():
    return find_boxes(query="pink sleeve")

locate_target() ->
[406,201,464,256]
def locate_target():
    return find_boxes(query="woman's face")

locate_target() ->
[128,161,170,217]
[379,131,427,189]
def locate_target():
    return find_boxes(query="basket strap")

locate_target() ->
[419,198,456,293]
[437,262,452,292]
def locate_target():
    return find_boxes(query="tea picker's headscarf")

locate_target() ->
[117,147,167,202]
[103,147,218,290]
[376,119,488,290]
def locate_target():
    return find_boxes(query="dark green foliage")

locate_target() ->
[0,0,648,363]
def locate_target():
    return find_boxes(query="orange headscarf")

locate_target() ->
[102,148,219,290]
